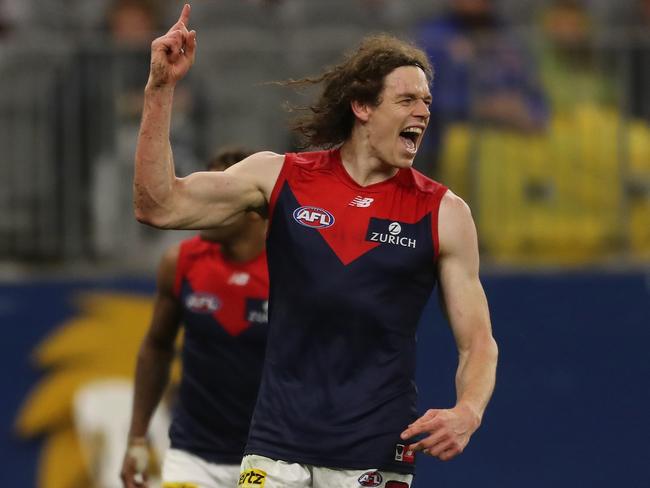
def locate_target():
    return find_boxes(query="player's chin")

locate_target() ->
[394,150,417,168]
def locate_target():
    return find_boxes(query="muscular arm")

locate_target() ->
[133,4,282,230]
[438,193,498,425]
[121,245,182,487]
[401,192,498,461]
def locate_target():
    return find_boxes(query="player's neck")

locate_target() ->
[339,138,398,187]
[219,228,266,263]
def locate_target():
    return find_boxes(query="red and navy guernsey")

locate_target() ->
[170,236,268,464]
[245,149,448,474]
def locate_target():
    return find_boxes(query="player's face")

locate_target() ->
[365,66,431,169]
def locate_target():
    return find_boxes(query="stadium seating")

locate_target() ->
[439,104,640,264]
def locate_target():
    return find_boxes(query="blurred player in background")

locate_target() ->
[133,5,498,487]
[121,146,269,488]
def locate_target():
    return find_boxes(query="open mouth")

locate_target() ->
[399,126,423,154]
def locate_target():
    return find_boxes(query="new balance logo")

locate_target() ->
[349,196,374,208]
[228,272,250,286]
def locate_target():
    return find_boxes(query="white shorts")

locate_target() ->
[239,454,413,488]
[162,448,240,488]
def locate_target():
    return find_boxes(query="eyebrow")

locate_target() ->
[395,91,433,102]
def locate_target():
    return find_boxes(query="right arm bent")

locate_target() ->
[133,4,283,229]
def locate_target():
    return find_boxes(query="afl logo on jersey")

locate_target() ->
[358,471,383,487]
[185,292,220,314]
[292,206,335,229]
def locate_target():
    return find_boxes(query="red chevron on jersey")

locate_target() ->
[249,149,447,473]
[291,199,380,265]
[268,149,447,266]
[173,236,268,336]
[169,235,269,463]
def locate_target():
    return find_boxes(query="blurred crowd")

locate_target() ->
[1,0,649,268]
[4,5,647,488]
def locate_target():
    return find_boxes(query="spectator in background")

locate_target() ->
[0,0,30,39]
[106,0,163,138]
[623,0,650,121]
[105,0,206,169]
[108,0,158,44]
[539,0,615,112]
[415,0,547,176]
[92,0,207,263]
[0,0,14,38]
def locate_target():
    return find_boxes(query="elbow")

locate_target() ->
[490,335,499,356]
[133,181,178,228]
[482,334,499,359]
[133,205,175,229]
[486,336,499,366]
[134,206,153,226]
[133,188,177,228]
[134,205,162,228]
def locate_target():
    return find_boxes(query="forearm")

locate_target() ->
[455,335,498,427]
[133,84,178,225]
[400,332,498,459]
[128,340,175,438]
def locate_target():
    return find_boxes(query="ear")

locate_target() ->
[350,100,372,122]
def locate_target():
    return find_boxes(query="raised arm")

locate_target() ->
[401,191,498,461]
[133,4,282,229]
[120,245,182,488]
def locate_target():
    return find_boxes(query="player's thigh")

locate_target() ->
[162,448,240,488]
[239,454,311,488]
[313,466,413,488]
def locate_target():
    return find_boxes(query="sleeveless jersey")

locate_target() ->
[170,236,269,464]
[245,149,448,473]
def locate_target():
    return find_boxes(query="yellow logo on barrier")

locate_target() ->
[239,468,267,487]
[163,483,199,488]
[14,292,181,488]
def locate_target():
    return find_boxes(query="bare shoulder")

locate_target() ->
[232,151,285,167]
[440,190,472,218]
[440,190,474,230]
[439,190,478,256]
[157,243,181,291]
[160,243,181,269]
[226,151,285,200]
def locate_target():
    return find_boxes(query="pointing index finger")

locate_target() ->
[177,4,191,26]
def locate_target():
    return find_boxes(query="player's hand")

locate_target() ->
[399,404,480,461]
[120,438,150,488]
[148,4,197,89]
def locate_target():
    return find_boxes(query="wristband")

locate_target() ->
[127,443,149,473]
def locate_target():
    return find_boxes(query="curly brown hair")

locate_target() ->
[282,34,433,149]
